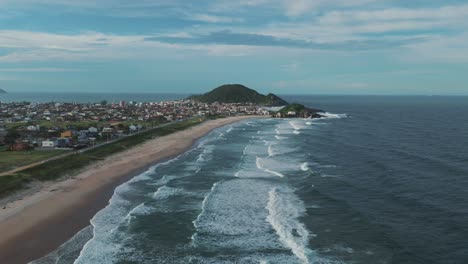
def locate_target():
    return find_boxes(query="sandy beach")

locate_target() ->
[0,116,259,264]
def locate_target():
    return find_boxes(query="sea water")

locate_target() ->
[33,96,468,264]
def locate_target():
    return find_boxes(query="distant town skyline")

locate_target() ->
[0,0,467,95]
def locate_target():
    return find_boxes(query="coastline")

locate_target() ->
[0,115,260,264]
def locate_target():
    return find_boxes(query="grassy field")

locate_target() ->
[0,118,204,197]
[0,150,68,173]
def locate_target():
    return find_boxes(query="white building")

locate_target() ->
[42,140,56,148]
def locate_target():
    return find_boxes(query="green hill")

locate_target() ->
[188,84,288,106]
[0,88,6,94]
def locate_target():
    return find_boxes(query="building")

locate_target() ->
[9,141,31,151]
[42,140,57,148]
[61,130,72,138]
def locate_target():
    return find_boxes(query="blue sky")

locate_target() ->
[0,0,467,95]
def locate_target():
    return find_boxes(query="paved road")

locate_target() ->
[0,120,184,177]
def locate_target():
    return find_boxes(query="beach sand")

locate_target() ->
[0,116,259,264]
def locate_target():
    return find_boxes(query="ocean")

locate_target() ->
[33,95,468,264]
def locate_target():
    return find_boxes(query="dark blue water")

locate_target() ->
[282,95,468,264]
[34,96,468,264]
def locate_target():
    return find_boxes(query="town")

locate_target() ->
[0,99,270,152]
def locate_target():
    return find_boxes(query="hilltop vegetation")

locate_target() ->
[278,103,306,114]
[189,84,288,106]
[276,103,324,118]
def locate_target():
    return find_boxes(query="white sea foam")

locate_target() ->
[321,174,339,178]
[306,121,313,125]
[151,175,178,186]
[289,121,301,130]
[318,164,338,168]
[197,144,215,163]
[32,226,93,264]
[152,185,183,200]
[192,182,220,237]
[226,127,233,133]
[319,112,348,119]
[266,187,315,264]
[275,135,288,140]
[74,147,197,264]
[300,162,310,171]
[126,203,152,217]
[192,179,284,251]
[293,130,301,135]
[256,157,284,177]
[242,145,249,156]
[268,143,276,157]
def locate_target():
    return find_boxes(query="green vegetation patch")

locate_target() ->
[0,150,68,173]
[0,174,31,197]
[278,103,307,114]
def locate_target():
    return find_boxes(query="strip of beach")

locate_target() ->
[0,115,258,264]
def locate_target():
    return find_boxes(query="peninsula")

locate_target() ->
[189,84,323,118]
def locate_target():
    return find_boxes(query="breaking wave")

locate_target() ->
[266,187,315,263]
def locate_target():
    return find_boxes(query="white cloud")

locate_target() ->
[189,14,243,23]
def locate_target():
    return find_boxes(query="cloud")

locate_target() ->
[189,14,243,23]
[0,2,468,63]
[282,0,380,17]
[147,29,423,51]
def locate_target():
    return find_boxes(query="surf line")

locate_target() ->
[266,187,315,264]
[191,181,221,245]
[256,157,284,177]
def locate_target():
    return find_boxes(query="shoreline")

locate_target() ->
[0,115,260,264]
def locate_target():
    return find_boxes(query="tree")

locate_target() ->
[4,129,20,145]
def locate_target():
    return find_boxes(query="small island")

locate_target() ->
[274,103,323,118]
[189,84,323,119]
[0,88,6,94]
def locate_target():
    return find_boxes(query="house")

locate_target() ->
[88,127,98,133]
[42,140,57,148]
[287,111,297,117]
[27,125,40,131]
[61,130,72,138]
[56,138,72,148]
[9,141,31,151]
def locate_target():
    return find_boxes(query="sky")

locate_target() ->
[0,0,467,95]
